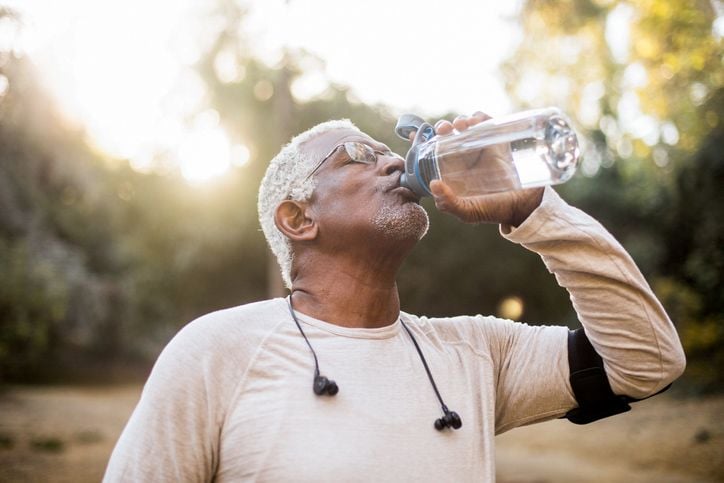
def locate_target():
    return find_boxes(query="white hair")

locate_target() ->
[258,119,362,289]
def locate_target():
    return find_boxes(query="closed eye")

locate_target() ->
[376,150,405,162]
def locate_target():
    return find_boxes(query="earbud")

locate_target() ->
[313,375,339,396]
[434,410,462,431]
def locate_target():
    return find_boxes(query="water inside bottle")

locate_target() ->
[432,113,579,197]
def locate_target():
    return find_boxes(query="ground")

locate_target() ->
[0,385,722,482]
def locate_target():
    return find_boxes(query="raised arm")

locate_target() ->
[428,113,685,400]
[499,187,686,398]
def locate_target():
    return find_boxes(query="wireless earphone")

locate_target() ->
[287,296,462,431]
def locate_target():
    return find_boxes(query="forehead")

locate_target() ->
[300,128,388,161]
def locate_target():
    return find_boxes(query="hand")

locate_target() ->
[417,112,544,227]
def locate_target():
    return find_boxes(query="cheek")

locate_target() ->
[313,183,383,230]
[316,176,379,211]
[319,196,381,225]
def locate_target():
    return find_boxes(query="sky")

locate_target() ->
[6,0,523,182]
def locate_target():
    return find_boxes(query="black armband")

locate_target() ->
[563,328,670,425]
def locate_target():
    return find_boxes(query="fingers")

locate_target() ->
[430,179,483,224]
[452,115,469,132]
[408,113,482,141]
[429,179,461,213]
[429,179,450,198]
[434,111,492,136]
[435,120,454,135]
[470,111,491,127]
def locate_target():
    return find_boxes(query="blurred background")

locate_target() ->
[0,0,722,481]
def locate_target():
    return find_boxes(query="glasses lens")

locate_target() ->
[343,142,376,164]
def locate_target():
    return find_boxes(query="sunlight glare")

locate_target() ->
[178,111,232,184]
[605,4,634,64]
[231,144,251,167]
[11,0,523,179]
[244,0,521,116]
[11,0,211,171]
[291,70,330,102]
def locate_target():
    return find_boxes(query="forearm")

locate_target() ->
[502,187,686,398]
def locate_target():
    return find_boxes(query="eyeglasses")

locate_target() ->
[303,141,404,181]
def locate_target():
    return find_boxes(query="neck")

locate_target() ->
[289,244,410,329]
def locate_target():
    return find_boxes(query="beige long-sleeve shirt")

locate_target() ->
[104,187,685,482]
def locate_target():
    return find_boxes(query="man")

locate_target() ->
[104,112,685,482]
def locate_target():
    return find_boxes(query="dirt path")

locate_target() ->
[0,385,722,482]
[0,385,142,483]
[496,394,724,482]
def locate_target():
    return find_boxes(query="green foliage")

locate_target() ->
[505,0,722,171]
[0,240,67,380]
[654,122,724,392]
[654,277,722,392]
[0,55,271,379]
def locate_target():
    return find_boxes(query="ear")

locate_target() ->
[274,200,318,242]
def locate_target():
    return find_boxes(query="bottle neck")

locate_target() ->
[400,142,439,198]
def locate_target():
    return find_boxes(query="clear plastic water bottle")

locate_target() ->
[395,107,580,198]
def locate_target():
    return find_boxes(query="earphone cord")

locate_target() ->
[400,319,450,415]
[287,295,321,378]
[288,295,451,416]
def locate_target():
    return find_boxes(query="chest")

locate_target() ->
[215,333,499,482]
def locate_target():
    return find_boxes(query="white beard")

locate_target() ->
[370,201,430,242]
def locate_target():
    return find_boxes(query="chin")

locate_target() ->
[371,202,430,242]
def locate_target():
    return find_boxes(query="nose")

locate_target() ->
[378,152,405,177]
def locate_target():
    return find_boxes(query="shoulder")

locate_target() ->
[402,311,514,339]
[401,311,514,355]
[402,311,561,352]
[158,298,290,370]
[180,298,289,338]
[181,297,287,339]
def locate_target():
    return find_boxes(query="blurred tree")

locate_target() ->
[0,6,270,379]
[0,49,128,379]
[503,0,724,391]
[0,239,67,380]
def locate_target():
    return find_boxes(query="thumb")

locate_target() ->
[430,180,463,214]
[430,179,492,224]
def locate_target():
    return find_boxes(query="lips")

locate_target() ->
[390,185,421,203]
[383,173,421,203]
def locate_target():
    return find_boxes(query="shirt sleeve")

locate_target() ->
[499,187,686,401]
[103,315,241,483]
[472,315,572,434]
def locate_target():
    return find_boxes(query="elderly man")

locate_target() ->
[104,113,685,482]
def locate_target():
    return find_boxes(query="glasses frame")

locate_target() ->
[302,141,402,182]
